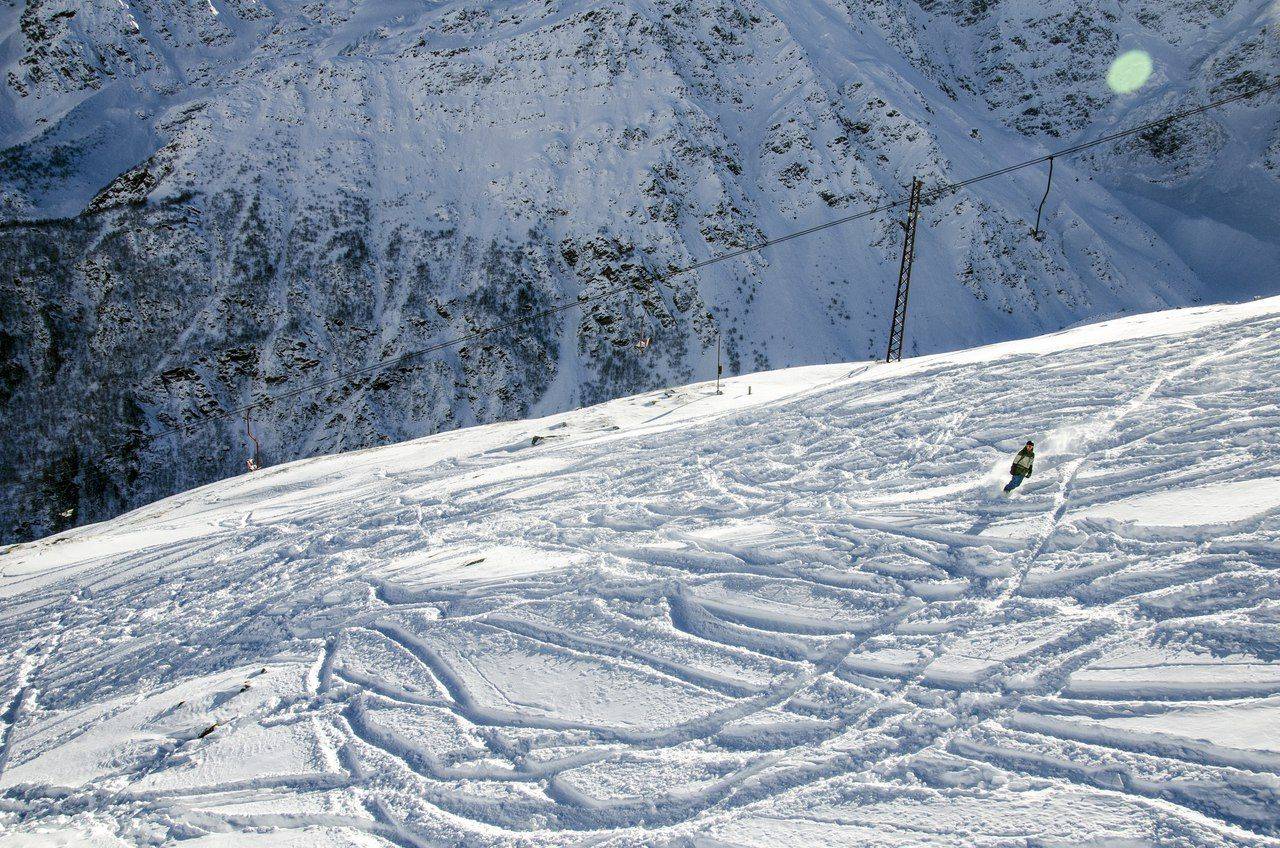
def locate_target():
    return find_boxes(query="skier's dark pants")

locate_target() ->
[1004,475,1025,493]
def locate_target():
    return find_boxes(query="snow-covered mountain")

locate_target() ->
[2,297,1279,846]
[1,0,1278,543]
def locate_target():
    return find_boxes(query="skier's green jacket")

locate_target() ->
[1010,447,1034,477]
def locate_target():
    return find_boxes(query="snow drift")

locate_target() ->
[1,296,1280,846]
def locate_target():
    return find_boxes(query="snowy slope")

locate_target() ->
[2,0,1278,543]
[3,297,1280,846]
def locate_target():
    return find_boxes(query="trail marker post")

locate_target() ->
[715,331,723,395]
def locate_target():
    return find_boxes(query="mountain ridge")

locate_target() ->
[1,0,1277,542]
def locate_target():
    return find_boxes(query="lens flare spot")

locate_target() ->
[1108,50,1153,94]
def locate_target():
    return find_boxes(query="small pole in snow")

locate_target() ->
[245,410,261,472]
[715,331,723,395]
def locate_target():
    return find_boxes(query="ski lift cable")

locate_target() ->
[931,79,1280,200]
[118,77,1278,451]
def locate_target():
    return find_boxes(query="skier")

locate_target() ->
[1004,441,1034,493]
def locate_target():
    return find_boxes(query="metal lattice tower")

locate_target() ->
[885,178,923,363]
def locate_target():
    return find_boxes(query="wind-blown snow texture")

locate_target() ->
[2,298,1280,846]
[1,0,1279,543]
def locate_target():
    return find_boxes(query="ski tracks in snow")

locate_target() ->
[1,304,1280,845]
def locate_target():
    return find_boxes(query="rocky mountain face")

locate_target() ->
[1,0,1277,543]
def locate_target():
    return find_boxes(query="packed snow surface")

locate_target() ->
[2,296,1280,846]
